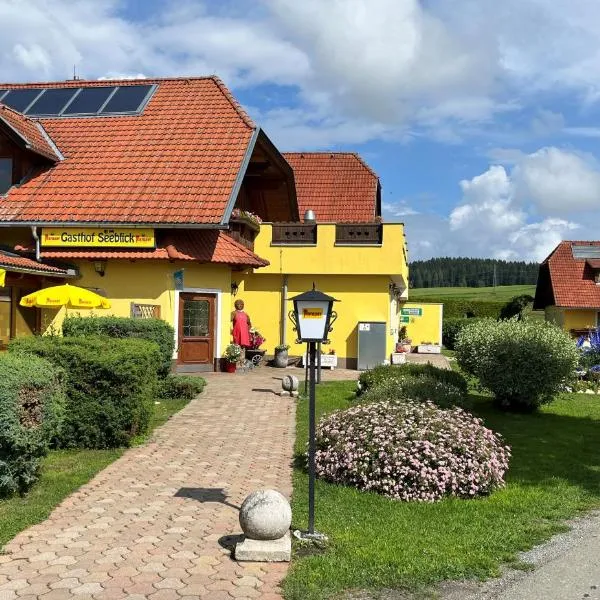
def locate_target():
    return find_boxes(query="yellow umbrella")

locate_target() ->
[20,284,111,309]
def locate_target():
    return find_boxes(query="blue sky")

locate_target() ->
[1,0,599,261]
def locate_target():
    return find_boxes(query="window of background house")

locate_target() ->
[0,158,13,194]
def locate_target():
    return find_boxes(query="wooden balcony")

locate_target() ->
[227,218,260,250]
[271,223,317,245]
[335,223,382,245]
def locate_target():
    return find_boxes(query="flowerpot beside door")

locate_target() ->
[274,345,290,368]
[223,343,242,373]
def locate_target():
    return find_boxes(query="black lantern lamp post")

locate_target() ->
[289,284,338,539]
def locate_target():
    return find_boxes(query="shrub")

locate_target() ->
[315,400,510,502]
[159,375,206,400]
[358,375,469,409]
[443,317,484,350]
[499,294,534,321]
[0,354,65,497]
[63,316,175,378]
[455,319,579,411]
[10,336,161,448]
[358,363,468,397]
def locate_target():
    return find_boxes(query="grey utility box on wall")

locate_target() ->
[357,321,386,370]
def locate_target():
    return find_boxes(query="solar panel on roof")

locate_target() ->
[2,89,43,113]
[100,84,153,114]
[63,86,116,115]
[572,246,600,259]
[25,88,78,116]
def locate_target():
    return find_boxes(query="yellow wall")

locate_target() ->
[254,223,408,282]
[41,260,233,359]
[561,308,598,330]
[399,302,443,346]
[544,306,598,332]
[234,272,396,362]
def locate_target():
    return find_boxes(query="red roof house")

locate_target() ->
[534,241,600,333]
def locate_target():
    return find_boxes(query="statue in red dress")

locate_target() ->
[231,299,252,348]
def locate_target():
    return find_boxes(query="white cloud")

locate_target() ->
[3,0,600,147]
[382,201,419,218]
[513,147,600,213]
[406,147,598,261]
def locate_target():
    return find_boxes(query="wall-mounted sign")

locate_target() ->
[401,307,422,316]
[41,228,155,248]
[400,316,410,323]
[359,323,371,332]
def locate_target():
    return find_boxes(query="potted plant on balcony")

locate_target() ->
[274,344,290,368]
[245,328,266,366]
[223,343,242,373]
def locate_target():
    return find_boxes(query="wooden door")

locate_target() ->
[178,293,215,365]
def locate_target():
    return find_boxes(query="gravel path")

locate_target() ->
[439,511,600,600]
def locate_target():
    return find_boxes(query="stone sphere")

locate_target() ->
[282,375,299,392]
[239,489,292,540]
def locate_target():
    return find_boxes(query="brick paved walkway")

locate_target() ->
[0,369,312,600]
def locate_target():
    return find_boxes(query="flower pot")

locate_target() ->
[225,361,237,373]
[274,349,288,368]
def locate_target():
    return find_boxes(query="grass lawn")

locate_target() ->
[0,396,192,550]
[410,285,536,302]
[284,382,600,600]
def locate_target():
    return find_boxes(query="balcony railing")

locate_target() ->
[272,223,317,245]
[335,223,382,245]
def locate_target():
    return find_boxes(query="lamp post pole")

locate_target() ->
[308,341,317,534]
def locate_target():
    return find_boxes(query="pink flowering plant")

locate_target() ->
[314,400,510,502]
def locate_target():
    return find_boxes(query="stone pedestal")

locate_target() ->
[235,531,291,562]
[235,489,292,562]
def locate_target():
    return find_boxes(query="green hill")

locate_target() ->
[410,285,536,303]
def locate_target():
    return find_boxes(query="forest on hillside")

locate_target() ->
[409,257,539,288]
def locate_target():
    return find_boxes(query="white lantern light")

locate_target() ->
[289,285,338,343]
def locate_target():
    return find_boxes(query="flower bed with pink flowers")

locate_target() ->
[314,400,510,502]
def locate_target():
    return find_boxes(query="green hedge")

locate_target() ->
[63,316,175,378]
[357,363,468,397]
[10,336,161,449]
[159,375,206,400]
[443,317,485,350]
[0,354,65,497]
[439,299,506,319]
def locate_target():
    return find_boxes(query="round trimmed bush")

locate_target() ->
[357,363,467,397]
[315,400,510,502]
[358,375,469,409]
[455,318,579,411]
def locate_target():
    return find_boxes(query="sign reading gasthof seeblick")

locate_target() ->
[401,307,423,316]
[41,228,155,248]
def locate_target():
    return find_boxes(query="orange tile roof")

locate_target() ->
[536,241,600,309]
[0,77,256,225]
[21,230,268,268]
[0,250,67,275]
[0,103,59,161]
[283,152,379,223]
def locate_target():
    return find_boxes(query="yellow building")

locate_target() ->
[534,240,600,335]
[0,76,436,369]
